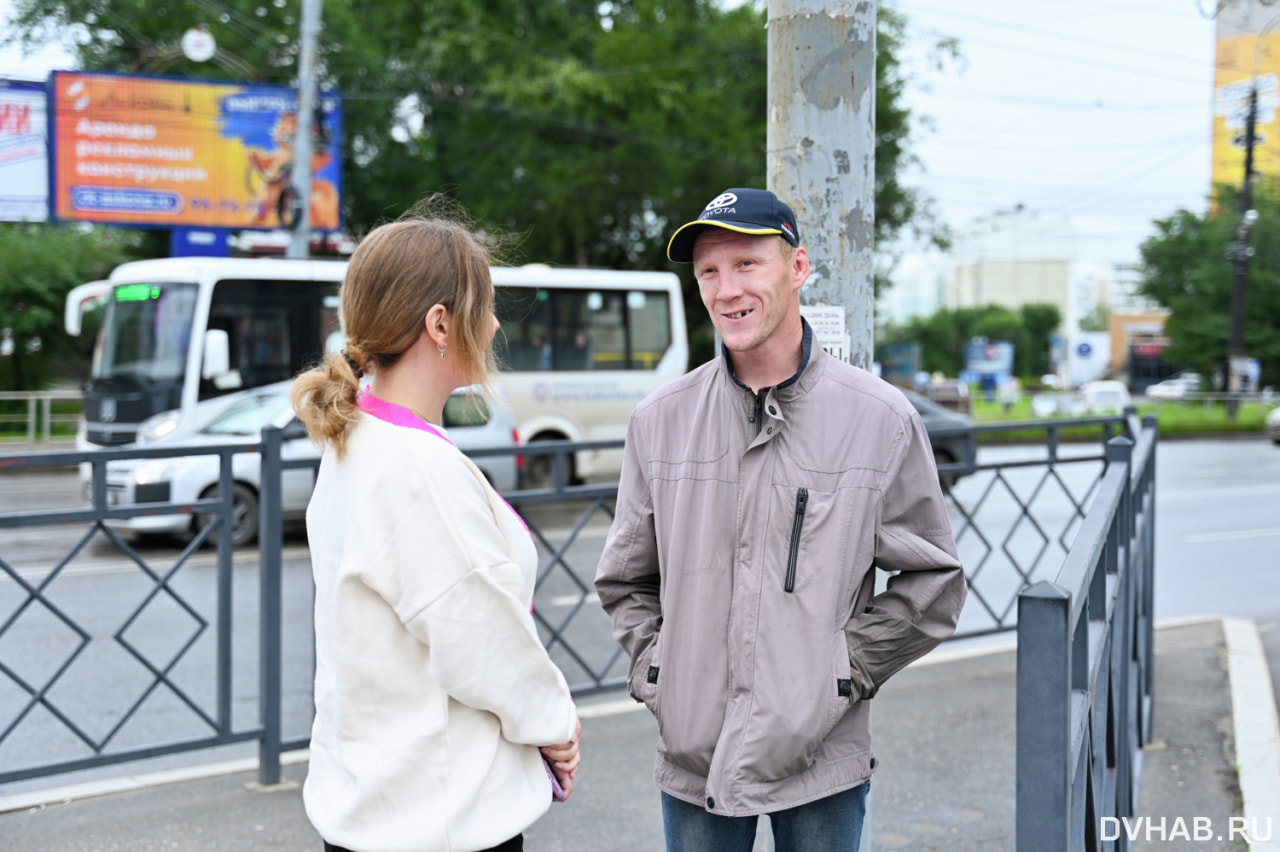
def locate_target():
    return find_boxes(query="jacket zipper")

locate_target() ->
[784,487,808,593]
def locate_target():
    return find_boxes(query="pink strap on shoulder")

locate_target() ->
[358,392,528,534]
[358,393,455,445]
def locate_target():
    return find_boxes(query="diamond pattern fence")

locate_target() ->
[0,413,1144,789]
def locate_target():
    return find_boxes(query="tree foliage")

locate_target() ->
[1139,179,1280,388]
[0,224,142,390]
[7,0,949,361]
[880,302,1060,379]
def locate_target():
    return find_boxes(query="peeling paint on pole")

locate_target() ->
[768,0,876,369]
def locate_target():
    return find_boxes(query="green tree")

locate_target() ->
[880,301,1059,380]
[0,224,142,390]
[8,0,952,365]
[1139,179,1280,388]
[1018,302,1061,378]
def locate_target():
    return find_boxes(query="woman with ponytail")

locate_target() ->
[292,203,580,852]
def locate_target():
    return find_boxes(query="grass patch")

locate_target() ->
[969,396,1274,437]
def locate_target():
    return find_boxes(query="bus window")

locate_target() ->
[201,279,337,399]
[577,290,626,370]
[496,286,551,371]
[495,284,673,372]
[94,283,198,383]
[626,290,671,369]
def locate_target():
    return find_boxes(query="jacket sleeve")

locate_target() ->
[381,455,577,748]
[593,410,663,704]
[844,410,967,699]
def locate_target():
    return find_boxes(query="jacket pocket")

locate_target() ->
[629,632,663,717]
[784,487,808,593]
[736,629,856,782]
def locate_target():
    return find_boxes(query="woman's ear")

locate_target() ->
[423,303,450,348]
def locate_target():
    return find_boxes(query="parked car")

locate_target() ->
[1266,405,1280,445]
[902,389,977,486]
[922,379,973,415]
[101,383,520,546]
[1146,372,1202,401]
[1031,391,1086,419]
[1080,380,1132,415]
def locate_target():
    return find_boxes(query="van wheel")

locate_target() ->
[195,483,259,547]
[523,435,575,490]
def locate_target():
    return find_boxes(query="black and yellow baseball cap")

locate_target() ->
[666,188,800,263]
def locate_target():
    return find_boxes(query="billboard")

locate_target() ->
[1212,29,1280,189]
[0,79,48,222]
[963,339,1015,377]
[49,71,342,230]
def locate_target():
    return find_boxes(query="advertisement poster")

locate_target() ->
[1212,32,1280,189]
[50,71,342,230]
[0,79,48,222]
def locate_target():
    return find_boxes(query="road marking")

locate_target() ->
[577,697,647,719]
[0,546,312,584]
[548,592,600,607]
[1162,484,1280,502]
[1184,527,1280,544]
[533,526,610,541]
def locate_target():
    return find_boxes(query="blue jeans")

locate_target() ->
[661,782,868,852]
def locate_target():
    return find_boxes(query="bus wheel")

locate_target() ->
[522,436,575,491]
[196,483,260,547]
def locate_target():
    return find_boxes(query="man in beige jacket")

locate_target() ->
[595,188,967,852]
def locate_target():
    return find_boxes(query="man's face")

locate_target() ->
[692,229,807,356]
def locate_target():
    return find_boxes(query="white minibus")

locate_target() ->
[66,258,687,484]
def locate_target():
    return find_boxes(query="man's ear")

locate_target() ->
[791,247,810,291]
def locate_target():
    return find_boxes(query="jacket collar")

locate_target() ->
[721,318,821,401]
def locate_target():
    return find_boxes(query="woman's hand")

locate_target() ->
[539,718,582,802]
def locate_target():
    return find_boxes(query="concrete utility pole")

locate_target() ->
[767,12,877,850]
[286,0,323,259]
[767,0,877,370]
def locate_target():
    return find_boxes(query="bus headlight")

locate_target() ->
[137,411,180,444]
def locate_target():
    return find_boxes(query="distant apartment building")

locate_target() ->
[937,206,1174,386]
[942,205,1106,335]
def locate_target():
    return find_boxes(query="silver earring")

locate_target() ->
[437,344,447,359]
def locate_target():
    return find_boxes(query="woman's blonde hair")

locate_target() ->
[292,201,498,459]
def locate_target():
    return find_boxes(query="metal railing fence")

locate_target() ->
[2,412,1148,793]
[0,391,82,444]
[1015,414,1158,852]
[0,440,259,785]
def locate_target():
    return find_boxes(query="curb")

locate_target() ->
[1222,617,1280,852]
[0,751,310,815]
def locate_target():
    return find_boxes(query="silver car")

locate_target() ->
[103,384,521,546]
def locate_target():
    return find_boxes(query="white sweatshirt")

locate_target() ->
[303,400,577,852]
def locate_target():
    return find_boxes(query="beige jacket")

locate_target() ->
[595,335,966,816]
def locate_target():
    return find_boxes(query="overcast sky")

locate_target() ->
[893,0,1217,261]
[2,0,1222,268]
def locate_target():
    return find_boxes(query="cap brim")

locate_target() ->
[666,220,785,263]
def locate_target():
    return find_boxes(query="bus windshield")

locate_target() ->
[92,283,198,382]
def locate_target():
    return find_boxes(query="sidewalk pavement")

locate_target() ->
[3,618,1275,852]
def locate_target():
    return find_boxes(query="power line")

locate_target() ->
[899,1,1211,71]
[910,26,1208,87]
[910,87,1209,112]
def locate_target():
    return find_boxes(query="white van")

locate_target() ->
[1080,380,1132,415]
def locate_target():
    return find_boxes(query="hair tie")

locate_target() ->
[342,351,364,380]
